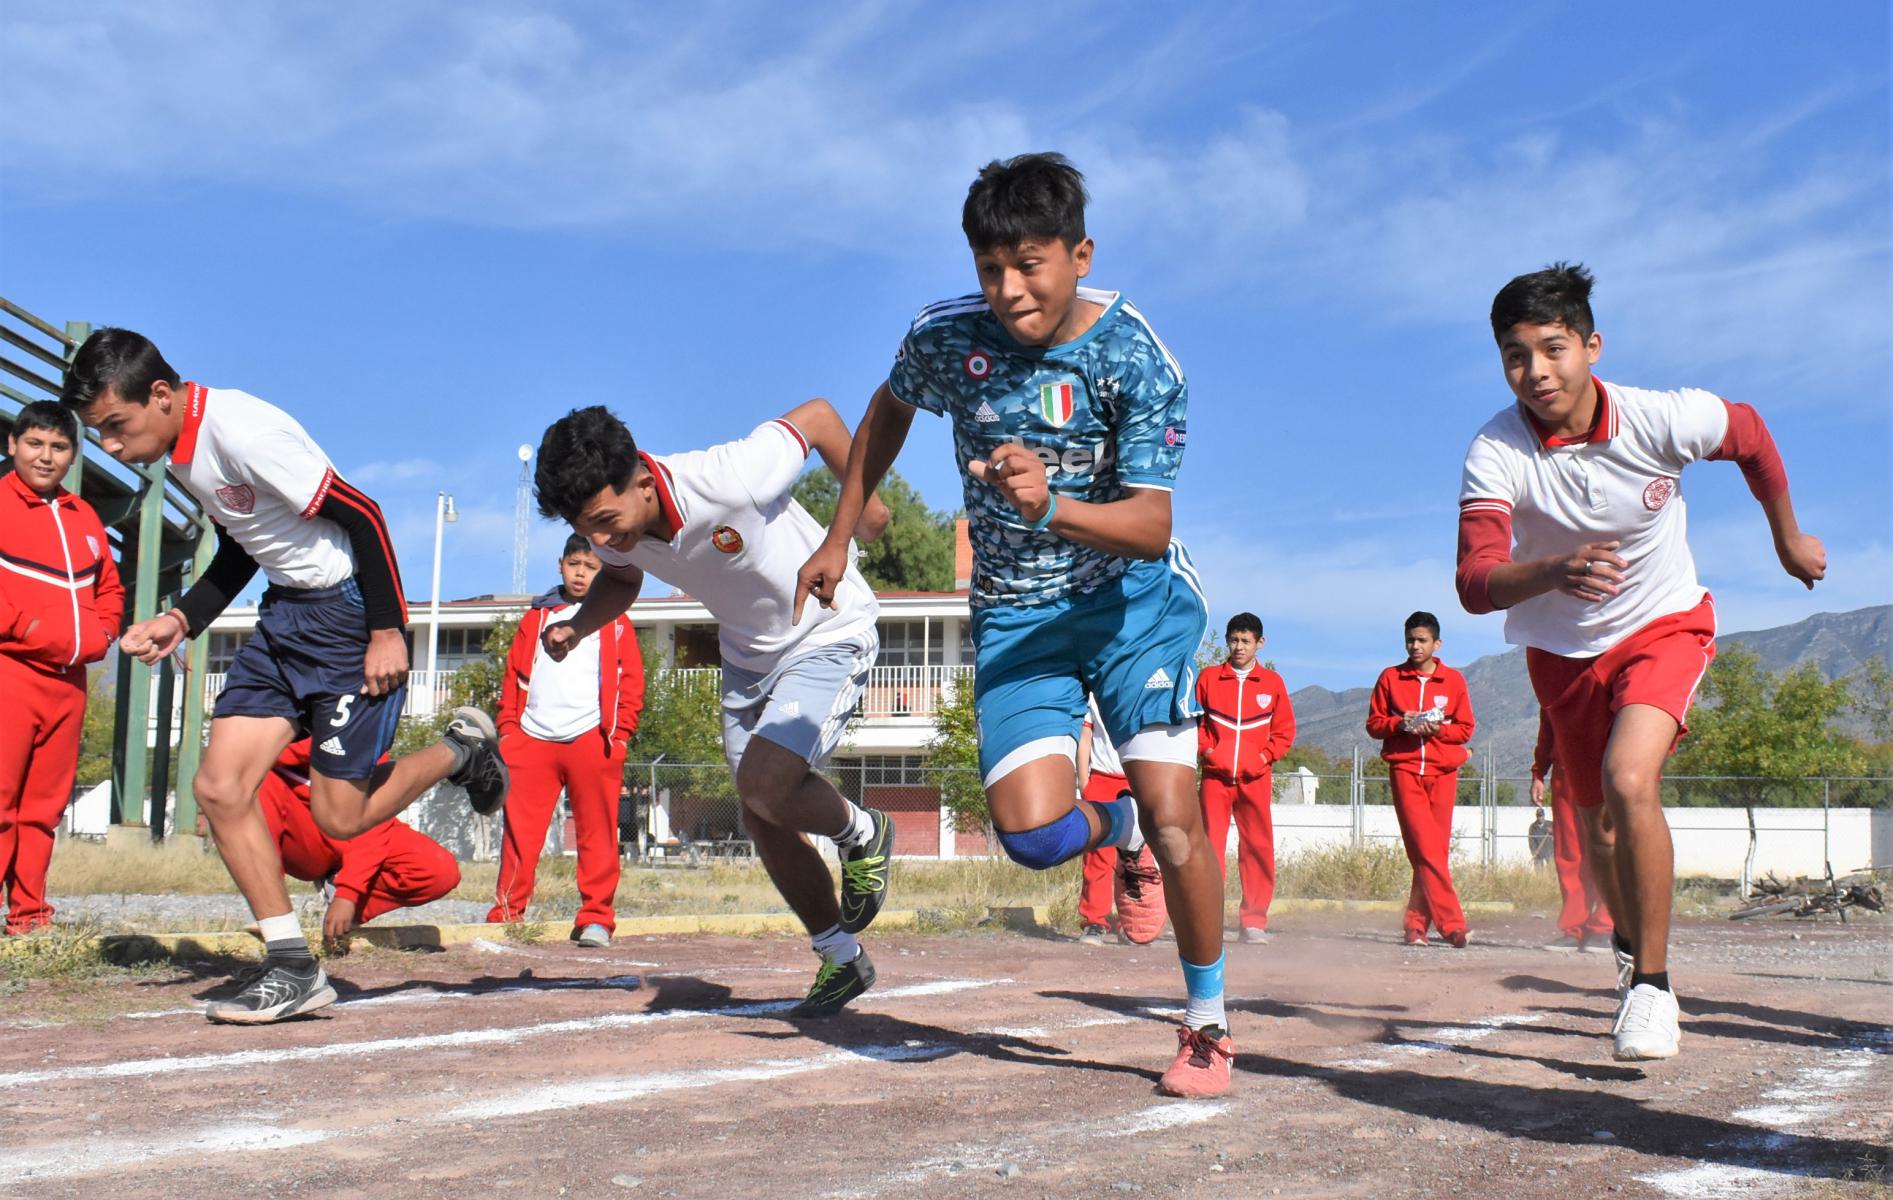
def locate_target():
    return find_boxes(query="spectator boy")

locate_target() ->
[1075,694,1165,945]
[1195,613,1295,943]
[489,536,644,945]
[1365,611,1476,947]
[1,401,124,934]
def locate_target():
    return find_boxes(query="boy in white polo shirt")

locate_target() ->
[533,401,893,1014]
[62,328,508,1025]
[1457,264,1825,1061]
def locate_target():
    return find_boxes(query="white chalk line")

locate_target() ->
[1,1041,951,1183]
[0,977,1009,1090]
[1392,1012,1544,1056]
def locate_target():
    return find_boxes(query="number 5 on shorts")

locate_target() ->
[331,694,355,729]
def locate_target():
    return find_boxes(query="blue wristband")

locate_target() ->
[1026,494,1059,532]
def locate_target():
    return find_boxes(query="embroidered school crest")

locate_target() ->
[215,483,257,515]
[711,525,744,554]
[963,350,992,380]
[1642,477,1676,511]
[1038,382,1074,427]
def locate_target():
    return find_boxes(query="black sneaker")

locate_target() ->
[205,961,337,1025]
[838,808,892,934]
[791,949,875,1017]
[444,706,509,816]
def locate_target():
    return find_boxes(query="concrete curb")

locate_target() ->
[90,898,1520,961]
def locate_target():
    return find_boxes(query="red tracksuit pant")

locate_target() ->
[489,731,624,931]
[0,657,85,935]
[1551,795,1612,938]
[1076,771,1127,927]
[1199,771,1275,931]
[1390,769,1466,936]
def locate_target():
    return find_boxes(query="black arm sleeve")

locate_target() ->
[176,526,261,637]
[313,482,407,631]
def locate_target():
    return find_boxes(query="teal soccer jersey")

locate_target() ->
[886,286,1188,609]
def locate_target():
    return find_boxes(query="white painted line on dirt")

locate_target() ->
[0,1044,948,1183]
[0,978,1003,1089]
[1394,1012,1543,1056]
[981,1015,1135,1039]
[1117,1100,1229,1132]
[1637,1160,1804,1198]
[1728,1027,1890,1127]
[1332,1057,1393,1070]
[118,973,644,1022]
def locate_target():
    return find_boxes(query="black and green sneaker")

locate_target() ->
[791,949,876,1017]
[838,807,892,934]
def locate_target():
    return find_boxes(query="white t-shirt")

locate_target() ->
[170,385,355,589]
[595,419,878,673]
[520,601,602,741]
[1459,379,1727,657]
[1084,694,1124,777]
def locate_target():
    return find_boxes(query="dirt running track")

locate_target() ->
[2,913,1888,1199]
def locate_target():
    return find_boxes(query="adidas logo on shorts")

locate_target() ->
[1144,668,1174,690]
[974,401,1001,423]
[318,736,346,756]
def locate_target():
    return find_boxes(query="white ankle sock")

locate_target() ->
[832,802,876,850]
[812,924,861,963]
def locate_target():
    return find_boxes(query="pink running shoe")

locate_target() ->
[1158,1024,1235,1097]
[1113,845,1167,945]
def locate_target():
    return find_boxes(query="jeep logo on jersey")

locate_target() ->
[1004,435,1114,478]
[1642,477,1676,511]
[964,350,992,380]
[215,483,256,514]
[711,525,744,554]
[1038,382,1074,427]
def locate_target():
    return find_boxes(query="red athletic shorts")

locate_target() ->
[1525,594,1716,809]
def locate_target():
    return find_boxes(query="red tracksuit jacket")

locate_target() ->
[261,739,400,905]
[1365,661,1475,776]
[499,600,645,750]
[0,471,124,675]
[1196,662,1295,782]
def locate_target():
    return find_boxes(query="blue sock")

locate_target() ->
[1180,952,1226,1031]
[1089,795,1143,852]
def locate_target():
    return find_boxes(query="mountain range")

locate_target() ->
[1287,605,1890,776]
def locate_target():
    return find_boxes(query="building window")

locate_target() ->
[861,755,929,785]
[877,620,944,667]
[207,631,249,676]
[432,627,488,672]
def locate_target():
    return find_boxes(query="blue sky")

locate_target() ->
[4,2,1888,689]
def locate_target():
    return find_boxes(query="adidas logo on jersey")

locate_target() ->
[779,701,801,716]
[974,401,1000,423]
[1144,668,1174,690]
[318,736,346,756]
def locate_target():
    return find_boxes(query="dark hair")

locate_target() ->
[561,533,597,559]
[10,400,79,444]
[962,152,1088,252]
[60,327,181,412]
[1226,612,1263,640]
[1490,262,1595,342]
[1405,611,1441,639]
[535,406,640,522]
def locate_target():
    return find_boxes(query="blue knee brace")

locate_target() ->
[995,807,1093,870]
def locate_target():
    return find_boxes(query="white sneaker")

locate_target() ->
[1612,983,1681,1061]
[1614,946,1635,993]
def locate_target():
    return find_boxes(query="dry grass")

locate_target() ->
[0,919,170,992]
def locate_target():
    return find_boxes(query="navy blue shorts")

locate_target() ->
[213,579,406,782]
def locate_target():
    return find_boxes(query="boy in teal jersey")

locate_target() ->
[798,153,1232,1097]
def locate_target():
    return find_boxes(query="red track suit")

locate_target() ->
[1533,712,1612,939]
[489,593,644,932]
[1077,770,1129,928]
[0,471,123,934]
[1196,662,1295,932]
[259,740,460,921]
[1366,661,1474,937]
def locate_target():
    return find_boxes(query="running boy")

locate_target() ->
[62,329,507,1023]
[1457,264,1824,1060]
[1,402,124,934]
[533,399,893,1015]
[797,153,1232,1097]
[1195,612,1295,943]
[490,536,644,945]
[1364,611,1475,948]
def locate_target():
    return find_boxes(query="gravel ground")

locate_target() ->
[49,892,496,930]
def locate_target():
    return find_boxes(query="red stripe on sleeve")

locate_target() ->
[1707,400,1788,503]
[773,418,810,458]
[327,479,409,623]
[1455,506,1513,615]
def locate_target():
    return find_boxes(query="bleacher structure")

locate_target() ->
[0,296,215,837]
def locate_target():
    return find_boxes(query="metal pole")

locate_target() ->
[173,525,216,837]
[1350,745,1363,849]
[116,466,166,826]
[427,491,446,677]
[1822,778,1830,870]
[149,657,176,842]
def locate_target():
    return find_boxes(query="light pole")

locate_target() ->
[426,491,458,682]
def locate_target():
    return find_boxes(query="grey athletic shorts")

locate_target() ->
[720,632,876,774]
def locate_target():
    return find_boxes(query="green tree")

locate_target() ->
[391,611,524,756]
[1847,658,1893,744]
[77,670,117,788]
[793,467,956,592]
[625,633,725,764]
[926,672,989,831]
[1669,644,1863,807]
